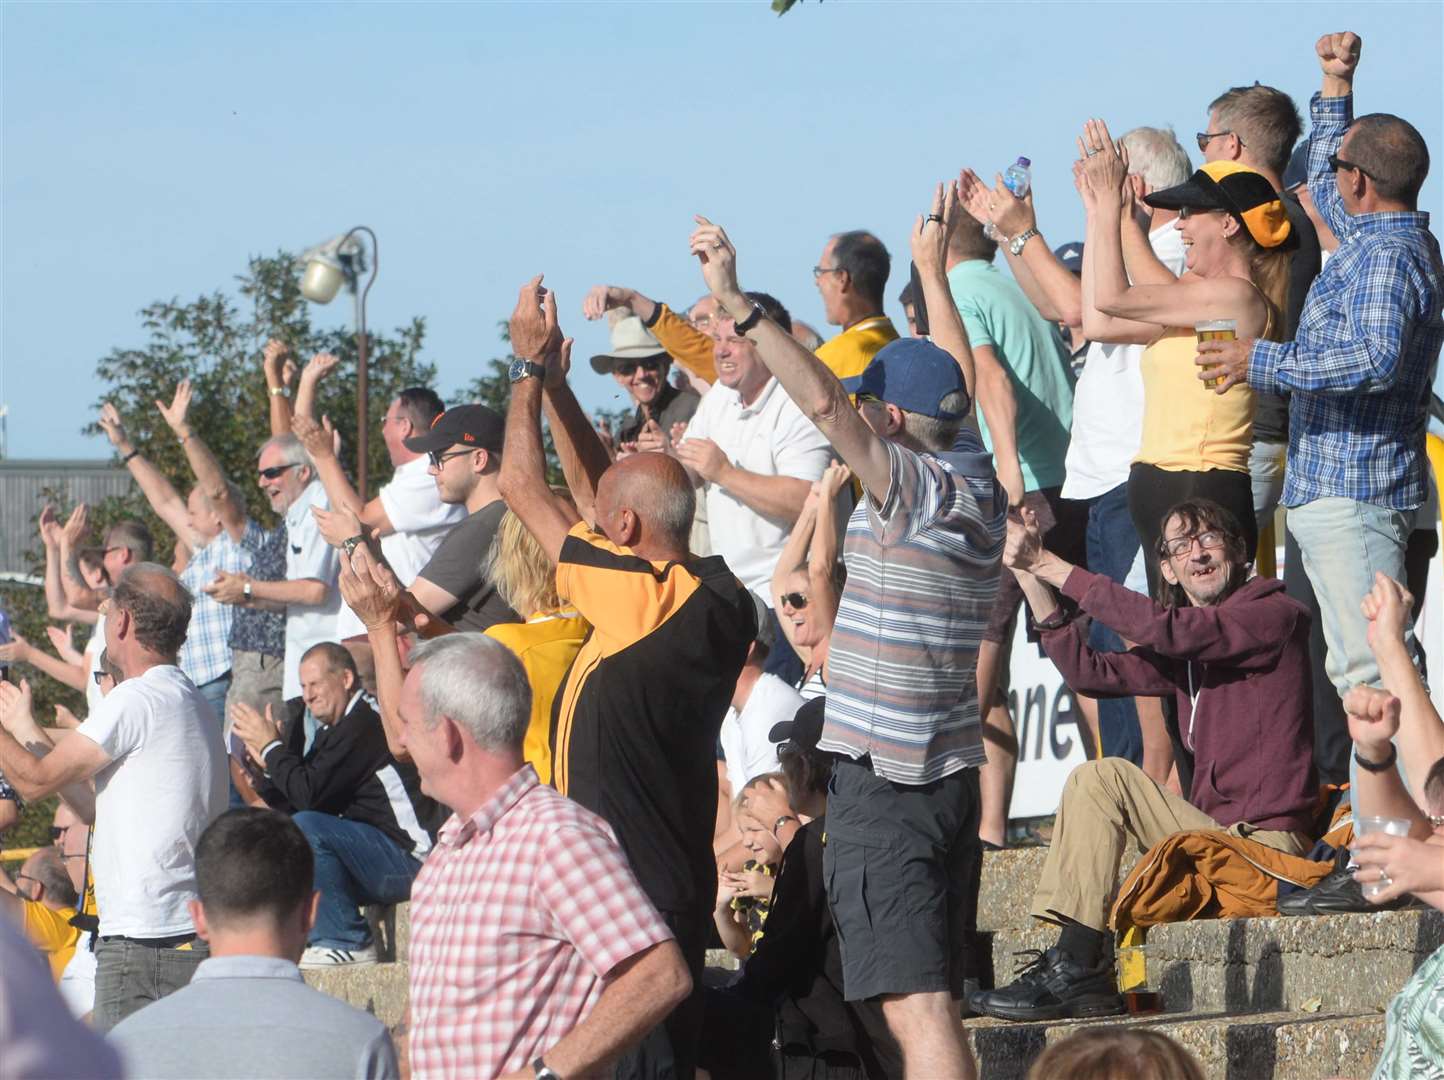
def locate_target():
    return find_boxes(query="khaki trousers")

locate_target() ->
[1031,758,1310,931]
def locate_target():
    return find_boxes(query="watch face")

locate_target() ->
[508,357,527,381]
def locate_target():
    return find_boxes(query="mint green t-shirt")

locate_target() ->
[948,260,1074,492]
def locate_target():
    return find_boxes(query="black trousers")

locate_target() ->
[614,909,710,1080]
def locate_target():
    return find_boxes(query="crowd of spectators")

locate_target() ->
[0,27,1441,1080]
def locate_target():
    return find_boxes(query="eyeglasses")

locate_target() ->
[780,592,809,610]
[50,825,70,841]
[614,358,666,378]
[1195,130,1244,152]
[427,449,473,469]
[258,463,298,481]
[854,391,882,407]
[1177,207,1225,220]
[1162,530,1227,558]
[1327,153,1374,180]
[92,669,111,686]
[812,265,845,280]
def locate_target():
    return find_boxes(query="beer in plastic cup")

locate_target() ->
[1195,319,1237,390]
[1354,815,1412,900]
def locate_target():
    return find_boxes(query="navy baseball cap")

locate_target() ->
[841,337,966,419]
[1282,142,1310,192]
[1054,241,1084,274]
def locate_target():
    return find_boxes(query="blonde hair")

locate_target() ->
[483,487,574,617]
[734,771,787,819]
[1247,244,1291,342]
[1027,1029,1206,1080]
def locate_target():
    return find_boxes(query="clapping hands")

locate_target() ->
[1076,119,1130,212]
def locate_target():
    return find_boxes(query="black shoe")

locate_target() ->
[968,948,1125,1022]
[1277,867,1413,916]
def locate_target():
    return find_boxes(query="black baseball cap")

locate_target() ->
[769,697,826,749]
[403,404,505,455]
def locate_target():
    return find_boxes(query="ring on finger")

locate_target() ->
[925,214,944,224]
[1086,147,1100,157]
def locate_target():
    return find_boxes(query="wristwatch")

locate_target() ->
[242,580,253,601]
[774,815,799,833]
[269,386,290,398]
[733,301,766,336]
[1008,226,1040,257]
[341,534,366,558]
[532,1058,562,1080]
[508,357,547,382]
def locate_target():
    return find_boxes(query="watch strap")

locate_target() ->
[1009,226,1039,256]
[242,580,253,600]
[733,302,765,336]
[513,359,547,382]
[532,1058,562,1080]
[1354,743,1398,773]
[341,534,366,557]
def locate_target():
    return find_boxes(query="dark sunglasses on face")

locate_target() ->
[615,358,665,378]
[50,825,70,841]
[427,449,473,469]
[1327,153,1374,180]
[258,463,298,481]
[93,670,111,686]
[780,592,809,610]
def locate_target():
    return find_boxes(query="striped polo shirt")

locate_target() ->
[818,433,1006,784]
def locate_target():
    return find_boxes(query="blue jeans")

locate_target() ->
[293,812,421,950]
[1086,483,1144,763]
[196,672,231,728]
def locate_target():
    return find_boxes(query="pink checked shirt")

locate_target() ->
[408,765,673,1080]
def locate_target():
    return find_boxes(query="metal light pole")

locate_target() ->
[299,226,379,499]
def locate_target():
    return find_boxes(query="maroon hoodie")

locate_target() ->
[1038,568,1317,835]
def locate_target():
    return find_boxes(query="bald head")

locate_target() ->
[596,454,695,554]
[112,563,193,660]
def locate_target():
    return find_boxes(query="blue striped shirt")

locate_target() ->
[1249,93,1444,510]
[818,432,1006,784]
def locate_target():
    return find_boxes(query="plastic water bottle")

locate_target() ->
[984,157,1032,240]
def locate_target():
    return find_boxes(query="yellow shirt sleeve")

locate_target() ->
[649,304,716,385]
[21,902,79,982]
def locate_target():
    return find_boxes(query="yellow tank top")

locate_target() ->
[1135,326,1255,473]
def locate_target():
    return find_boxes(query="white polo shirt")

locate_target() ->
[682,377,832,602]
[335,456,465,639]
[283,480,342,700]
[74,665,226,937]
[720,672,804,796]
[1062,222,1188,500]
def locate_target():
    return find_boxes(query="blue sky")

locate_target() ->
[3,1,1440,460]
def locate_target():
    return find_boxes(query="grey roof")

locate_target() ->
[0,459,134,575]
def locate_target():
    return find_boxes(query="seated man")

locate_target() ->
[0,844,80,983]
[972,497,1317,1021]
[109,808,399,1079]
[231,642,442,968]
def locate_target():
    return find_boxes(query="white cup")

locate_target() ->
[1353,815,1412,899]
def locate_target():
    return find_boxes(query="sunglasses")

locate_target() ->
[258,463,298,481]
[427,448,473,469]
[780,592,809,610]
[50,825,70,841]
[1327,153,1374,181]
[1195,130,1244,152]
[615,358,666,378]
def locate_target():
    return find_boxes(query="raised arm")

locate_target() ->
[961,168,1083,326]
[0,682,95,822]
[1362,574,1444,797]
[583,285,718,385]
[498,278,585,563]
[806,463,849,633]
[542,360,614,528]
[688,218,893,500]
[0,681,107,809]
[38,509,96,624]
[262,339,297,437]
[1310,32,1363,240]
[98,403,197,549]
[155,380,249,541]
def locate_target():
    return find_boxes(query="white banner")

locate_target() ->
[1006,622,1089,820]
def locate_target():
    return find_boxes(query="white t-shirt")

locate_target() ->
[335,456,465,639]
[74,665,226,938]
[284,481,342,700]
[682,378,832,602]
[720,672,804,796]
[1061,222,1188,500]
[84,613,107,717]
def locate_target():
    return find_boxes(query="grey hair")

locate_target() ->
[112,563,193,659]
[1121,127,1192,192]
[900,389,969,453]
[257,433,313,470]
[408,633,531,753]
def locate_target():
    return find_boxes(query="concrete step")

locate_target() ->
[984,907,1443,1016]
[303,960,409,1031]
[968,1007,1386,1080]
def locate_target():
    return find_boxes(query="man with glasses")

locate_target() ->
[972,497,1316,1021]
[0,845,81,983]
[206,433,341,713]
[813,230,900,381]
[399,404,518,633]
[1197,32,1443,794]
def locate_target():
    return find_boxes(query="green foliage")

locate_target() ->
[88,250,437,552]
[771,0,818,14]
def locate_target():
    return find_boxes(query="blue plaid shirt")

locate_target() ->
[179,521,263,686]
[1249,93,1444,511]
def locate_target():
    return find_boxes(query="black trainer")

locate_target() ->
[968,947,1125,1022]
[1278,866,1413,916]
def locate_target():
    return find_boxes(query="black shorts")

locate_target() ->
[983,486,1089,644]
[823,758,981,1001]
